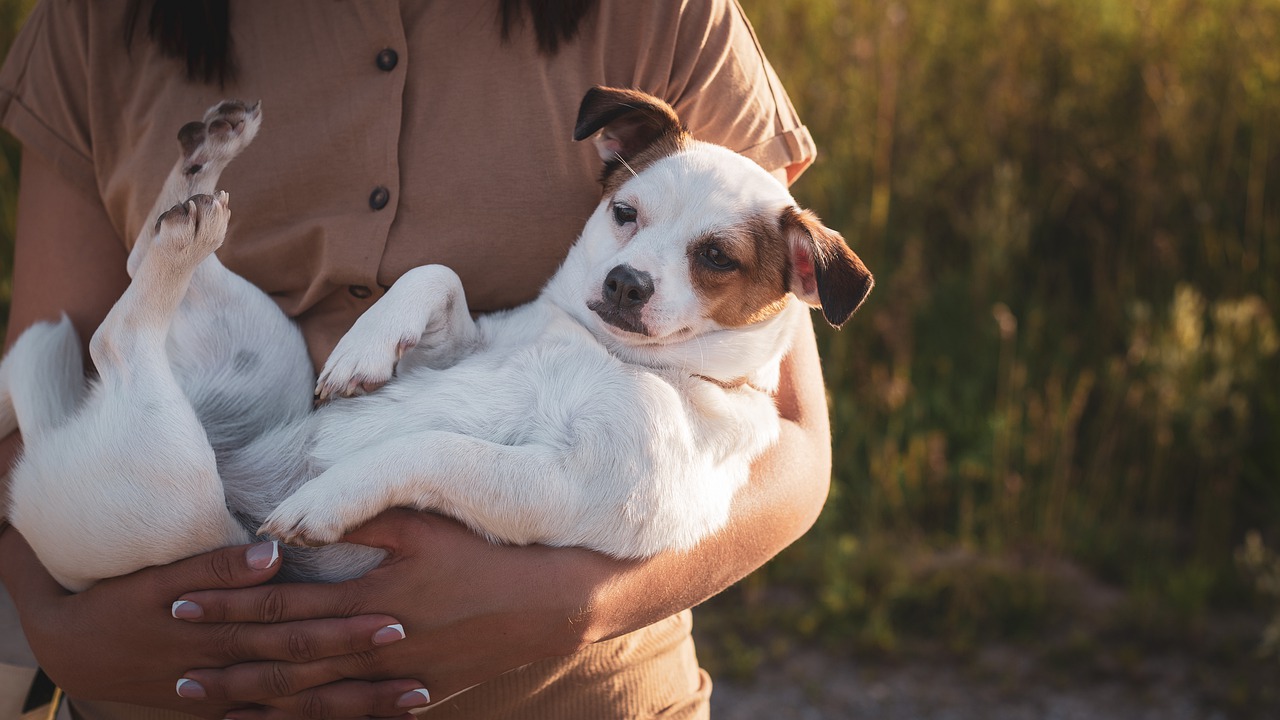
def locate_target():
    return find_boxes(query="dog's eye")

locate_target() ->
[700,246,737,271]
[612,203,638,225]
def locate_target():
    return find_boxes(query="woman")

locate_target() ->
[0,1,833,717]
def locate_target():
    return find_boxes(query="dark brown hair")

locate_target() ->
[498,0,597,55]
[124,0,599,86]
[123,0,234,85]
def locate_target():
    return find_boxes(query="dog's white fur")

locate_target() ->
[0,91,871,593]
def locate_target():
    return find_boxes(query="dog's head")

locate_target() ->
[561,87,873,376]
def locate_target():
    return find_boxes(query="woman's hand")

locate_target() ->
[174,510,604,715]
[0,527,427,719]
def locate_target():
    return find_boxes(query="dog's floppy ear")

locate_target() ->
[573,86,686,162]
[780,207,874,328]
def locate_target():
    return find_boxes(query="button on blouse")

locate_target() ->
[376,48,399,71]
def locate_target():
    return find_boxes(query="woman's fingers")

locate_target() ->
[185,666,431,716]
[176,575,369,623]
[141,540,284,598]
[173,513,428,624]
[177,614,409,664]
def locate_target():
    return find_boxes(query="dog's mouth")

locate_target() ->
[586,301,699,347]
[587,299,651,337]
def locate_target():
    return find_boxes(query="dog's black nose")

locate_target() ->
[603,265,654,309]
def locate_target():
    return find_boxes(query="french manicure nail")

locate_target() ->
[396,688,431,708]
[246,540,279,570]
[372,623,407,646]
[171,600,203,620]
[175,678,206,699]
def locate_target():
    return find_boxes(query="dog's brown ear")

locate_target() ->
[781,207,874,328]
[573,86,686,163]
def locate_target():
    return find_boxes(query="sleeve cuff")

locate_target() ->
[738,124,817,185]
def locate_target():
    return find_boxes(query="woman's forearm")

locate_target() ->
[571,315,832,645]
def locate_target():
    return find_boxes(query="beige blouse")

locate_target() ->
[0,1,815,718]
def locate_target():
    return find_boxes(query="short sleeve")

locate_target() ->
[0,0,97,196]
[666,0,816,183]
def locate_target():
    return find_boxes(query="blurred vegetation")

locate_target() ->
[1,0,1278,697]
[0,0,26,322]
[719,0,1280,674]
[1237,531,1280,657]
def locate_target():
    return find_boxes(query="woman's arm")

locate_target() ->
[0,151,428,719]
[580,314,831,640]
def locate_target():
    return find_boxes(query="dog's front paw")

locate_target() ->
[315,322,419,402]
[259,485,354,548]
[178,100,262,173]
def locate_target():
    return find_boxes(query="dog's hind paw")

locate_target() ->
[152,191,230,262]
[178,100,262,174]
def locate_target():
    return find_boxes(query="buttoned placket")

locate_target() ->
[349,9,407,304]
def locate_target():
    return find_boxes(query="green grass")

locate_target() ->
[725,0,1280,658]
[0,0,28,329]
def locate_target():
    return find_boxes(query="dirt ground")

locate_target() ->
[706,643,1277,720]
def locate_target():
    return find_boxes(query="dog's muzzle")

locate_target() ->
[588,264,653,335]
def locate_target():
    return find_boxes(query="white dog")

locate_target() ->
[0,88,872,593]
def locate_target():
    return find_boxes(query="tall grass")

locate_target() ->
[735,0,1280,650]
[0,0,28,325]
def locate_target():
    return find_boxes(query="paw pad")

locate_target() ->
[177,99,262,168]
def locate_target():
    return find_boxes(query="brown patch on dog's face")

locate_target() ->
[600,132,690,195]
[688,212,794,328]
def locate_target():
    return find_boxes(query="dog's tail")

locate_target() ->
[0,315,86,444]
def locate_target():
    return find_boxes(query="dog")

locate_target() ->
[0,88,872,593]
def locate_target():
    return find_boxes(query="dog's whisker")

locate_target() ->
[614,152,639,179]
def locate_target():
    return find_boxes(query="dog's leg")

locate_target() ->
[94,194,231,371]
[315,265,481,401]
[90,193,246,538]
[128,101,260,278]
[132,100,313,473]
[9,194,251,590]
[258,428,712,559]
[259,432,582,548]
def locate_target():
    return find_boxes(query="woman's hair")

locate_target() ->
[124,0,600,86]
[123,0,233,85]
[498,0,597,55]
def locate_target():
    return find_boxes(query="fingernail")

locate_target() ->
[372,623,406,646]
[175,678,206,699]
[396,688,431,708]
[171,600,203,620]
[246,540,279,570]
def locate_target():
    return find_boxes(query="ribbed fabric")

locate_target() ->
[67,700,194,720]
[422,613,711,719]
[64,613,708,720]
